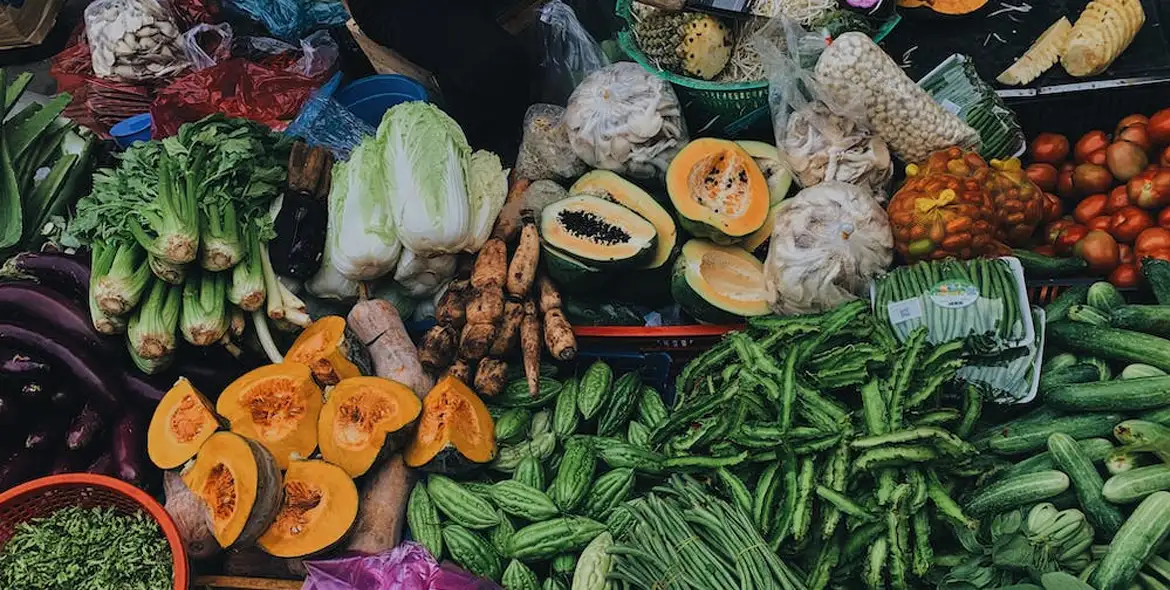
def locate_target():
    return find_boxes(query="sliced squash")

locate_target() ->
[569,170,678,269]
[997,17,1073,85]
[667,138,769,244]
[735,141,793,205]
[742,204,781,254]
[542,245,607,295]
[217,363,324,470]
[318,376,423,477]
[539,195,658,269]
[148,377,225,470]
[285,316,372,387]
[256,459,359,558]
[405,376,497,473]
[671,239,769,324]
[182,431,284,549]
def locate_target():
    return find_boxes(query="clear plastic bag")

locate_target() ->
[538,0,609,105]
[514,104,587,181]
[223,0,348,41]
[751,17,892,197]
[181,22,232,70]
[84,0,189,81]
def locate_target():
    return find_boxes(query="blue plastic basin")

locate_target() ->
[335,75,428,127]
[110,113,152,148]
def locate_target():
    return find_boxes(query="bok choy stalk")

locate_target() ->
[180,270,229,346]
[128,148,199,265]
[88,242,127,335]
[91,240,150,316]
[229,225,266,311]
[127,277,182,361]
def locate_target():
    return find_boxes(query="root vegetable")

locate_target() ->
[543,308,577,361]
[492,178,532,242]
[345,455,413,554]
[472,239,508,290]
[459,323,498,361]
[347,299,433,396]
[521,300,541,395]
[490,301,526,357]
[447,359,473,383]
[537,276,563,314]
[474,358,508,397]
[419,325,458,375]
[164,471,221,560]
[434,279,470,328]
[506,220,540,298]
[466,288,505,325]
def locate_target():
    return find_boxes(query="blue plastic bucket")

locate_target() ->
[110,113,152,148]
[335,75,428,128]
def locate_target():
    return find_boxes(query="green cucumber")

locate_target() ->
[986,413,1123,455]
[1048,322,1170,373]
[1046,285,1091,324]
[1103,465,1170,504]
[1038,364,1101,397]
[1067,304,1110,326]
[1121,364,1168,379]
[1081,356,1114,381]
[1048,433,1124,537]
[964,470,1070,517]
[1045,376,1170,411]
[1004,438,1114,478]
[1088,281,1126,313]
[1014,249,1088,278]
[1142,258,1170,305]
[1042,353,1080,375]
[1089,491,1170,590]
[1110,305,1170,336]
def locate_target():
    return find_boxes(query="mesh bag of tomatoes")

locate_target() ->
[887,148,1045,263]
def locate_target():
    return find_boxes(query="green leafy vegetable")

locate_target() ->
[128,276,182,364]
[180,269,229,346]
[91,240,151,317]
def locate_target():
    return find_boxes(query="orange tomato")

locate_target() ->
[1075,230,1121,274]
[1136,227,1170,257]
[1030,132,1071,164]
[1160,207,1170,229]
[1109,206,1155,244]
[1046,219,1076,244]
[1074,194,1109,224]
[1110,263,1141,288]
[1088,215,1113,232]
[1076,131,1111,163]
[1140,247,1170,268]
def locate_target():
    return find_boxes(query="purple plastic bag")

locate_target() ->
[302,542,502,590]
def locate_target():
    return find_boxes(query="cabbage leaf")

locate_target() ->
[329,141,402,280]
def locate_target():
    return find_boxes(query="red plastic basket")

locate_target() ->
[0,474,190,589]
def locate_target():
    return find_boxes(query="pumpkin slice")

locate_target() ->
[539,195,657,269]
[148,377,225,469]
[405,376,497,473]
[671,239,769,324]
[569,170,678,270]
[997,17,1073,85]
[318,376,423,477]
[182,431,284,549]
[286,316,373,386]
[667,138,769,244]
[217,363,324,470]
[256,459,359,557]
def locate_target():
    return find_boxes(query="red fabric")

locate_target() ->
[150,58,322,137]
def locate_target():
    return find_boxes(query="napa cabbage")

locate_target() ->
[329,141,403,280]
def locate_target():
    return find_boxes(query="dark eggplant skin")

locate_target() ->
[268,189,327,280]
[65,404,105,451]
[87,451,115,477]
[19,381,47,403]
[0,448,46,490]
[0,351,50,380]
[0,323,121,411]
[49,389,79,412]
[50,446,99,475]
[0,251,90,305]
[25,415,69,451]
[111,413,146,486]
[0,282,115,354]
[0,394,18,427]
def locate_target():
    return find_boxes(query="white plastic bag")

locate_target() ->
[84,0,188,80]
[538,0,610,105]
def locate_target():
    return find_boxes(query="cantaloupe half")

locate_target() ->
[670,239,769,324]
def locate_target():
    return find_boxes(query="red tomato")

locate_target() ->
[1107,186,1132,213]
[1088,215,1113,232]
[1120,243,1136,265]
[1043,192,1064,222]
[1034,245,1057,256]
[1076,131,1111,163]
[1140,247,1170,268]
[1160,208,1170,229]
[1074,194,1109,224]
[1136,227,1170,257]
[1109,206,1155,243]
[1031,132,1071,164]
[1150,108,1170,146]
[1056,224,1090,255]
[1110,263,1141,288]
[1046,219,1076,244]
[1075,230,1121,274]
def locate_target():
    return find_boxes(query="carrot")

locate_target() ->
[506,219,540,299]
[418,324,457,376]
[543,308,577,361]
[347,299,433,396]
[446,359,473,383]
[474,357,509,397]
[489,301,526,357]
[459,322,497,361]
[434,279,470,329]
[471,239,508,291]
[521,300,541,395]
[491,177,533,243]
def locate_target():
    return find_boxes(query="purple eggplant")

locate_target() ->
[0,394,19,427]
[25,415,68,451]
[111,413,146,486]
[0,448,46,490]
[49,389,78,412]
[86,451,115,477]
[65,404,105,451]
[0,251,90,305]
[0,351,50,379]
[0,283,115,354]
[0,324,121,411]
[50,447,98,475]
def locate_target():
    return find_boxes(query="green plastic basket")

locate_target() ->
[616,0,901,137]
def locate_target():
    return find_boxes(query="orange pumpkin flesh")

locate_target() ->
[256,459,358,558]
[148,377,224,469]
[318,376,422,477]
[285,316,372,387]
[405,376,496,473]
[217,363,324,470]
[667,138,770,244]
[182,431,284,549]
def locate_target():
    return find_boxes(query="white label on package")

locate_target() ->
[888,298,923,324]
[928,279,980,309]
[941,99,961,115]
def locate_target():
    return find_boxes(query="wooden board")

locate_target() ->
[194,576,303,590]
[344,19,440,95]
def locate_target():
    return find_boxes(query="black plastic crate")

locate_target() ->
[1003,78,1170,138]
